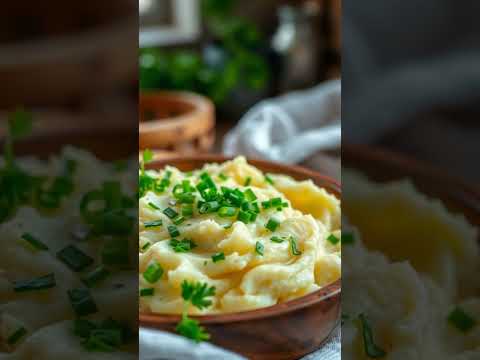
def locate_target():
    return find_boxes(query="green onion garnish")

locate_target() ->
[173,216,186,225]
[448,307,477,333]
[170,239,197,253]
[82,266,110,288]
[148,202,161,210]
[140,288,155,297]
[182,204,194,217]
[244,177,252,186]
[327,234,340,245]
[7,326,27,345]
[244,188,257,202]
[255,241,264,256]
[21,233,49,251]
[218,173,228,181]
[168,225,180,238]
[144,220,162,228]
[163,207,178,219]
[141,242,151,252]
[271,236,285,243]
[218,206,236,218]
[177,193,195,204]
[68,288,98,316]
[289,236,302,256]
[359,314,387,358]
[265,175,274,185]
[265,217,281,232]
[57,245,94,272]
[13,273,56,292]
[211,252,225,262]
[143,261,164,283]
[198,201,220,214]
[237,210,253,224]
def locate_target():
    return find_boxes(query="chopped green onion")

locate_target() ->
[271,236,285,243]
[218,173,229,181]
[237,210,253,224]
[13,273,56,292]
[143,261,164,283]
[255,241,264,256]
[261,200,272,209]
[68,288,98,316]
[177,193,195,204]
[141,242,151,252]
[163,207,178,219]
[244,177,252,186]
[198,200,220,214]
[289,236,302,256]
[140,288,155,297]
[170,239,197,253]
[327,234,340,245]
[168,225,180,238]
[21,233,49,251]
[265,174,274,185]
[244,188,257,202]
[148,202,160,210]
[182,204,194,217]
[359,314,387,358]
[173,216,186,225]
[7,326,27,345]
[144,220,162,228]
[57,245,94,272]
[448,307,477,333]
[211,252,225,263]
[218,206,236,218]
[270,198,282,207]
[342,233,355,245]
[265,217,281,232]
[82,266,110,288]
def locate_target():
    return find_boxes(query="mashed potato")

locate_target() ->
[342,170,480,360]
[139,157,341,314]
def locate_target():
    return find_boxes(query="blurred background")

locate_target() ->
[139,0,341,179]
[0,0,138,158]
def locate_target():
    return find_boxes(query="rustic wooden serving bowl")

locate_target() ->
[141,155,341,360]
[139,91,215,153]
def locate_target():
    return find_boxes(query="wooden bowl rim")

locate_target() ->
[140,154,341,326]
[139,91,214,133]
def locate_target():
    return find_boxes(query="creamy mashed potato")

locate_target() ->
[0,148,137,359]
[342,170,480,360]
[139,157,341,314]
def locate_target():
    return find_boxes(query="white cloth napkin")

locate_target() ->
[224,80,341,164]
[139,80,342,360]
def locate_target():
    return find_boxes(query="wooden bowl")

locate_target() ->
[140,155,341,360]
[139,91,215,153]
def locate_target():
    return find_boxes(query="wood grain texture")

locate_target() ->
[141,155,341,360]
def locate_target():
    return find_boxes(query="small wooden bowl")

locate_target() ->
[139,91,215,153]
[141,155,341,360]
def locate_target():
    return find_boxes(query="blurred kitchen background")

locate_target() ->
[139,0,341,179]
[0,1,138,158]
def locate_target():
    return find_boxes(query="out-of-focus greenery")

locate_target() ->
[139,0,269,104]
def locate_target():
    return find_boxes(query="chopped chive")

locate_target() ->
[261,200,272,209]
[140,288,155,297]
[223,223,233,229]
[182,204,194,217]
[141,242,151,252]
[255,241,264,256]
[218,206,236,218]
[198,201,220,214]
[68,288,98,316]
[163,207,178,219]
[57,245,94,272]
[211,252,225,263]
[342,233,355,245]
[265,217,281,232]
[168,225,180,238]
[82,266,110,288]
[173,216,186,225]
[448,307,477,333]
[143,261,164,283]
[244,188,257,202]
[218,173,229,181]
[270,236,285,243]
[237,210,253,224]
[359,314,387,358]
[148,202,160,210]
[21,233,49,251]
[327,234,340,245]
[144,220,162,228]
[270,198,282,207]
[265,174,274,185]
[177,193,195,204]
[289,237,302,256]
[170,239,197,253]
[244,177,252,186]
[7,326,27,345]
[13,273,56,292]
